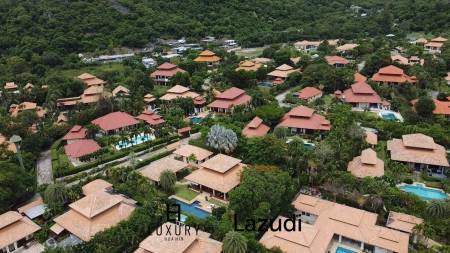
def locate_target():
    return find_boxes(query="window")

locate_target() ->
[8,243,16,252]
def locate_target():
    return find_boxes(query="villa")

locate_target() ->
[23,83,34,92]
[347,148,384,178]
[17,195,47,220]
[112,85,129,97]
[0,211,41,253]
[294,40,321,52]
[260,194,410,253]
[3,82,18,93]
[143,93,156,104]
[81,179,113,196]
[336,43,359,53]
[136,110,165,126]
[62,125,87,144]
[150,63,186,85]
[139,157,188,184]
[173,144,213,165]
[133,222,222,253]
[235,60,262,72]
[325,56,349,67]
[159,85,200,101]
[50,181,136,242]
[193,96,207,113]
[57,85,107,107]
[414,38,428,45]
[185,154,246,200]
[391,54,424,66]
[9,102,47,118]
[92,111,139,134]
[386,211,423,244]
[387,133,449,177]
[297,87,322,102]
[338,81,390,110]
[194,50,221,67]
[77,73,106,87]
[277,105,331,135]
[207,87,251,113]
[424,36,447,54]
[267,64,299,85]
[411,98,450,118]
[242,116,270,138]
[371,65,416,85]
[64,139,101,160]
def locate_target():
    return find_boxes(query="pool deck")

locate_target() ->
[170,191,227,213]
[397,182,449,200]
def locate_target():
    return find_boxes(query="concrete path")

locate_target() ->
[275,88,293,108]
[36,150,53,185]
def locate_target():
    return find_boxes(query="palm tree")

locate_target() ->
[159,170,177,194]
[43,183,69,213]
[426,200,449,218]
[222,231,247,253]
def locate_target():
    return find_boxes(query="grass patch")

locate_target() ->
[234,47,265,58]
[49,63,127,79]
[175,184,199,201]
[209,198,227,207]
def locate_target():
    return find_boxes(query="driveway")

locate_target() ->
[36,150,53,185]
[275,89,293,108]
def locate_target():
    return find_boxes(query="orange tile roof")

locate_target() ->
[82,179,113,196]
[354,73,367,82]
[64,139,100,158]
[173,144,213,161]
[278,106,331,131]
[17,196,44,214]
[160,85,200,101]
[53,191,135,241]
[92,111,139,132]
[336,43,358,52]
[365,132,378,145]
[387,134,449,167]
[347,148,384,178]
[386,211,423,234]
[242,116,270,138]
[430,36,447,43]
[267,64,298,79]
[134,222,222,253]
[4,82,18,90]
[143,93,156,103]
[262,195,410,253]
[411,98,450,116]
[194,50,221,63]
[112,85,129,97]
[325,56,349,65]
[298,87,322,100]
[236,60,262,72]
[0,211,40,249]
[372,65,416,84]
[78,73,106,86]
[139,157,187,182]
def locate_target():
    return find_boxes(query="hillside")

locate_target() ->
[0,0,449,58]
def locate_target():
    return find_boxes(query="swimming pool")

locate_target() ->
[398,183,448,201]
[175,199,210,219]
[336,247,357,253]
[191,116,202,124]
[381,112,397,121]
[115,133,155,150]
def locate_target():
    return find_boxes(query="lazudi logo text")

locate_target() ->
[157,203,201,241]
[234,214,302,232]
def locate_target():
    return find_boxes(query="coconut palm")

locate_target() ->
[426,200,449,219]
[159,170,177,194]
[206,124,238,154]
[43,183,69,213]
[222,231,247,253]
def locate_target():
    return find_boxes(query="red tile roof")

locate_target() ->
[242,117,270,137]
[64,139,100,158]
[278,106,331,131]
[298,87,322,100]
[372,65,416,84]
[194,96,206,105]
[325,56,349,65]
[354,73,367,82]
[208,87,251,109]
[216,87,246,99]
[136,110,165,126]
[92,112,139,132]
[342,82,382,104]
[63,125,87,141]
[150,63,186,78]
[411,99,450,116]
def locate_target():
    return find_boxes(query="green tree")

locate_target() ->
[0,161,35,212]
[415,96,435,118]
[222,231,248,253]
[206,125,238,154]
[426,200,449,219]
[159,170,177,194]
[255,103,284,127]
[43,183,69,213]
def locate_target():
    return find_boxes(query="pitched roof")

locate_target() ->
[411,98,450,116]
[278,106,331,131]
[386,211,423,234]
[53,191,135,241]
[92,112,139,131]
[160,85,199,101]
[139,157,187,182]
[341,82,383,104]
[64,139,101,158]
[150,63,186,78]
[267,64,298,78]
[325,56,350,65]
[387,134,449,167]
[236,60,262,72]
[216,87,245,99]
[194,50,221,63]
[0,211,41,249]
[77,73,106,86]
[136,110,165,126]
[200,154,242,173]
[347,148,384,178]
[354,73,367,82]
[134,222,222,253]
[430,36,447,43]
[62,125,87,141]
[372,65,416,84]
[4,82,18,90]
[173,144,213,161]
[0,134,16,153]
[112,85,129,97]
[82,179,113,196]
[208,87,251,109]
[242,116,271,138]
[365,132,378,145]
[336,43,358,51]
[298,87,322,100]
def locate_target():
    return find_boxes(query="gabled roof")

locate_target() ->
[64,139,100,158]
[139,157,187,182]
[325,56,349,65]
[200,154,242,173]
[278,106,331,131]
[112,85,129,97]
[298,87,322,100]
[136,110,165,126]
[62,125,87,140]
[242,116,270,138]
[347,148,384,178]
[92,112,139,131]
[173,144,213,161]
[386,211,423,234]
[82,179,113,196]
[354,73,367,82]
[0,211,40,249]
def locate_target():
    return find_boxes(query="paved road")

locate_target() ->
[275,88,293,108]
[36,150,53,185]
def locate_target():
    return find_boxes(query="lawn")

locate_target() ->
[49,63,127,79]
[175,184,199,201]
[234,47,265,58]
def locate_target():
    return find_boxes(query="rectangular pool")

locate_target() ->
[115,133,155,150]
[336,247,357,253]
[381,113,397,121]
[175,199,210,219]
[399,183,448,201]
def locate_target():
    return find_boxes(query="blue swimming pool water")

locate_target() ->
[175,200,210,219]
[336,247,357,253]
[399,184,448,201]
[191,117,202,124]
[115,133,155,150]
[381,113,397,121]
